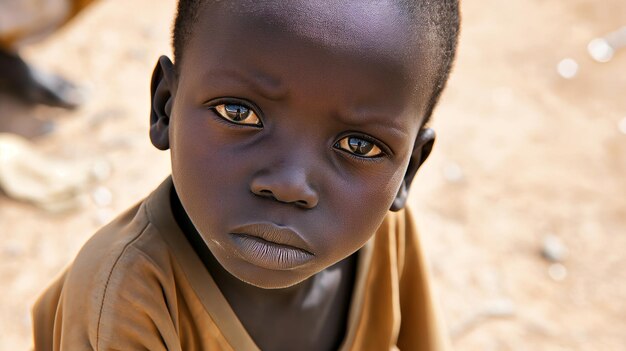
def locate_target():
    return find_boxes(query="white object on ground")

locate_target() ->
[541,234,567,263]
[442,161,464,183]
[588,38,614,63]
[588,26,626,63]
[557,58,578,79]
[91,186,113,207]
[450,298,516,338]
[548,263,568,282]
[0,133,97,211]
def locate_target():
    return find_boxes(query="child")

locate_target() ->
[32,0,460,350]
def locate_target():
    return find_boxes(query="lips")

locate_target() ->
[229,223,315,270]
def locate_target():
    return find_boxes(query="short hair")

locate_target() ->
[172,0,460,125]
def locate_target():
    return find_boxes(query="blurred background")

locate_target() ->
[0,0,624,350]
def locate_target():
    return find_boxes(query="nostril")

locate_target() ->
[254,189,311,208]
[256,189,277,200]
[295,200,308,208]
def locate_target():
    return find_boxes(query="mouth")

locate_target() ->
[229,223,315,270]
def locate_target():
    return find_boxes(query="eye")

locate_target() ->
[212,103,262,127]
[334,136,384,158]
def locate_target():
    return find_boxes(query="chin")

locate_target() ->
[241,277,306,290]
[227,263,315,290]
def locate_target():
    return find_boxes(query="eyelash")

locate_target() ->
[205,98,390,161]
[333,134,389,161]
[205,98,264,128]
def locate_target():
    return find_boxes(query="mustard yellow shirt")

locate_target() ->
[32,177,450,350]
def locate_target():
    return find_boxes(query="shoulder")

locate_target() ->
[68,178,178,285]
[64,199,176,308]
[32,179,188,350]
[372,207,421,276]
[56,201,177,346]
[66,200,155,289]
[376,207,419,249]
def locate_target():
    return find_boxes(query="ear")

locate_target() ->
[390,127,436,211]
[150,55,177,150]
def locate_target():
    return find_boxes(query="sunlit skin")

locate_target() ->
[149,1,438,350]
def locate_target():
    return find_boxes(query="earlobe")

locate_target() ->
[150,55,177,151]
[390,128,436,211]
[390,181,408,211]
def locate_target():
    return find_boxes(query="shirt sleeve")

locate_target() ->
[32,243,182,351]
[395,209,452,351]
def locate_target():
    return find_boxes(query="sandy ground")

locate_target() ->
[1,0,625,350]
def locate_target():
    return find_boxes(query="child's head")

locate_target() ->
[149,0,460,289]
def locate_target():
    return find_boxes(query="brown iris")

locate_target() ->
[336,136,383,157]
[214,103,261,126]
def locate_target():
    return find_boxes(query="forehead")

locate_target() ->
[181,0,438,118]
[222,1,412,54]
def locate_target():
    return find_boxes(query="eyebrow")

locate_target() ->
[203,68,288,101]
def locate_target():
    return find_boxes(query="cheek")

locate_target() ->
[317,165,405,261]
[169,110,246,231]
[171,104,247,182]
[329,159,406,213]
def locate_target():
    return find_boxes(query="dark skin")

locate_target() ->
[172,187,356,350]
[150,1,437,350]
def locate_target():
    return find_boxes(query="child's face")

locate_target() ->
[154,1,437,288]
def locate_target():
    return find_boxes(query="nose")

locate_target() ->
[250,166,319,209]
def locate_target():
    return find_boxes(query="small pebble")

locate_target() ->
[587,38,614,63]
[548,263,568,282]
[484,298,516,317]
[442,162,464,183]
[542,234,567,263]
[618,117,626,135]
[91,160,112,181]
[557,58,579,79]
[92,186,113,207]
